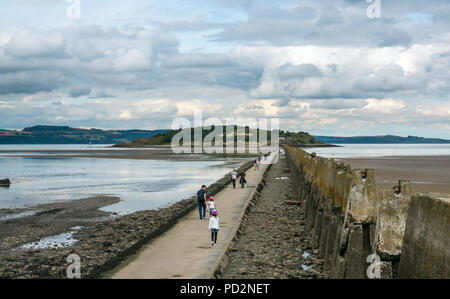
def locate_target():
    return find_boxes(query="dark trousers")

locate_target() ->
[240,179,246,188]
[211,231,218,243]
[232,179,236,188]
[198,203,206,219]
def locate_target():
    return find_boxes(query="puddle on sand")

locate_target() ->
[301,251,312,270]
[275,177,290,180]
[302,264,312,270]
[17,226,83,250]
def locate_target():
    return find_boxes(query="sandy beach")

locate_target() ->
[340,155,450,194]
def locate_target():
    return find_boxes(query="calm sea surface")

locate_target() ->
[304,144,450,158]
[2,144,449,213]
[0,145,247,213]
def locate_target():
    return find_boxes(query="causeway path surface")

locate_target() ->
[108,154,276,279]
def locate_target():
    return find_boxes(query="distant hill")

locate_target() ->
[314,135,450,144]
[115,126,323,147]
[0,125,168,144]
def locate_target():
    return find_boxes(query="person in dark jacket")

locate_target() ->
[239,172,247,188]
[197,185,207,220]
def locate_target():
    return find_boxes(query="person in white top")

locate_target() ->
[230,169,238,188]
[208,196,216,216]
[209,210,220,246]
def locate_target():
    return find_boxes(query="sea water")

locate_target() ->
[0,146,246,214]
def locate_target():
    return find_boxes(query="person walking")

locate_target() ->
[196,185,207,220]
[230,169,238,188]
[208,196,216,216]
[239,171,247,188]
[208,210,219,246]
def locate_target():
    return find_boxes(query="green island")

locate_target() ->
[113,126,328,149]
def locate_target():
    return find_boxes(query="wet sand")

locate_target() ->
[0,196,120,251]
[340,155,450,194]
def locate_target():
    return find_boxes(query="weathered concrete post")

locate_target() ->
[340,169,377,279]
[397,193,450,279]
[372,180,411,277]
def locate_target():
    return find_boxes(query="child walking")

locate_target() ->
[209,210,219,246]
[208,196,216,216]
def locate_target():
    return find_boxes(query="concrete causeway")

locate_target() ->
[109,155,276,279]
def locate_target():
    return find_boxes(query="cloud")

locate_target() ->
[211,1,414,47]
[68,85,92,98]
[0,71,63,95]
[277,63,323,80]
[90,91,116,99]
[0,0,449,138]
[354,64,421,93]
[363,98,406,114]
[163,53,231,68]
[4,29,65,58]
[113,49,151,72]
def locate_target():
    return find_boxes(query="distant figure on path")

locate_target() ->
[208,196,216,216]
[231,169,238,188]
[197,185,207,220]
[209,210,219,246]
[240,172,247,188]
[255,158,260,170]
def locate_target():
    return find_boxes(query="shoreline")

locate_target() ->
[0,148,267,160]
[0,159,254,278]
[340,155,450,194]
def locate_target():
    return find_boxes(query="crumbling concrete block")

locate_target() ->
[344,169,377,224]
[373,180,411,259]
[397,193,450,279]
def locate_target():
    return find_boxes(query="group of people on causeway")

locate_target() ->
[196,184,220,246]
[196,157,262,247]
[230,168,247,189]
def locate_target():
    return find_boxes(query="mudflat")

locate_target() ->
[0,196,120,251]
[340,155,450,194]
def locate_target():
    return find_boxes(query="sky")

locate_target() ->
[0,0,449,137]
